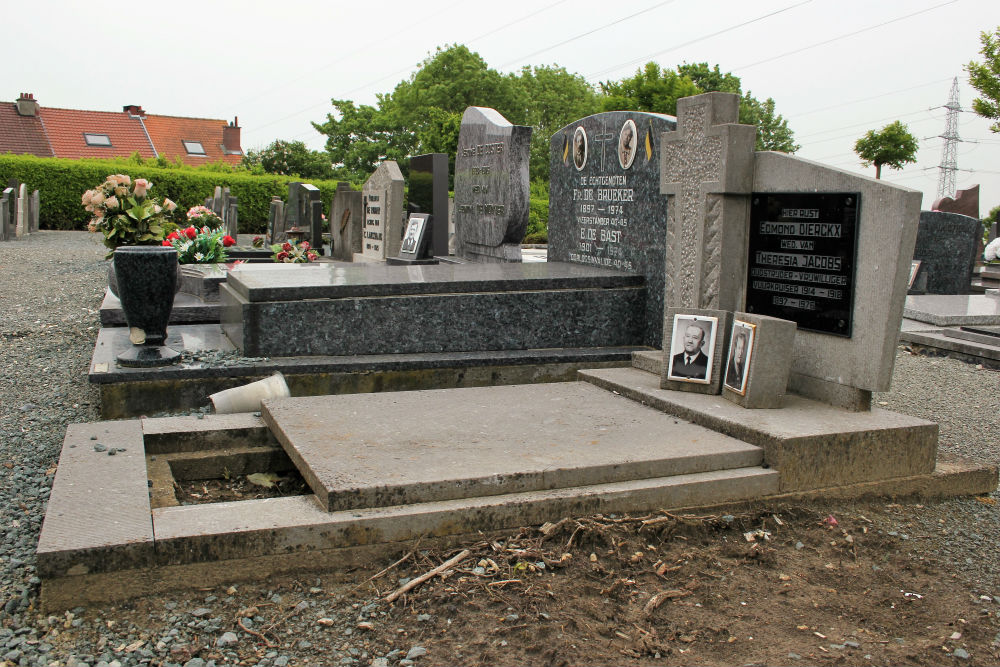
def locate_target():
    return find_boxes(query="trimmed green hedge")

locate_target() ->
[0,154,345,234]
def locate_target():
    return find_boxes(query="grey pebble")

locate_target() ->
[953,648,971,660]
[406,646,427,660]
[93,444,106,452]
[216,632,238,647]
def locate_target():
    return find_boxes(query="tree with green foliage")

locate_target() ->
[312,99,415,181]
[966,26,1000,133]
[241,140,335,180]
[984,204,1000,243]
[853,121,919,179]
[600,62,799,152]
[315,45,526,181]
[600,62,701,116]
[516,64,600,181]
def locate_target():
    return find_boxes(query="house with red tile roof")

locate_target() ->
[0,93,243,165]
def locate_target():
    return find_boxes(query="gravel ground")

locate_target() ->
[0,231,999,666]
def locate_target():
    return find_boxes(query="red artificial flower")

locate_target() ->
[276,251,289,262]
[222,235,236,247]
[307,252,318,261]
[161,240,172,246]
[184,226,197,240]
[300,241,310,251]
[166,231,181,241]
[282,242,292,252]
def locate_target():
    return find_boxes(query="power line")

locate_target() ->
[734,0,958,71]
[584,0,814,81]
[500,0,677,69]
[791,77,954,118]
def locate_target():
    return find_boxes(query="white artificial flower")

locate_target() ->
[985,238,1000,262]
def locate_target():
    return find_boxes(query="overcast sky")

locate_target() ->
[8,0,1000,212]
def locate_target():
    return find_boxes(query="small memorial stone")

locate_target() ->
[408,154,449,257]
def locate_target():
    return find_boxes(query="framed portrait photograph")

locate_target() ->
[400,213,429,257]
[724,320,756,395]
[618,119,637,170]
[573,126,588,171]
[666,314,718,384]
[908,260,921,289]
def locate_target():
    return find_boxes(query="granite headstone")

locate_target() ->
[359,161,405,261]
[408,153,449,257]
[15,183,27,238]
[453,106,531,262]
[29,190,39,233]
[0,190,9,241]
[268,197,285,244]
[547,110,678,346]
[912,210,979,294]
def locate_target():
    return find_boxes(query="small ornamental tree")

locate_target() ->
[966,26,1000,133]
[853,120,919,179]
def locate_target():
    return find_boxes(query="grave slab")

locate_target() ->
[37,421,153,578]
[261,382,767,511]
[579,366,938,492]
[903,294,1000,326]
[899,328,1000,369]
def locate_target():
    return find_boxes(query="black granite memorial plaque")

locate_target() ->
[745,192,860,337]
[547,111,677,347]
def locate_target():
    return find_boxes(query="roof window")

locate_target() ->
[183,140,206,155]
[83,133,112,147]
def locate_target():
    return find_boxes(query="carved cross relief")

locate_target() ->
[660,93,755,313]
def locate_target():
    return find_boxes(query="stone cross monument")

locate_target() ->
[661,93,755,312]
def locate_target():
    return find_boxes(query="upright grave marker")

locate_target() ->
[0,189,9,241]
[15,183,27,237]
[660,93,756,313]
[359,161,405,261]
[453,107,531,262]
[29,190,39,233]
[268,197,286,243]
[548,110,677,346]
[408,153,449,257]
[332,182,362,261]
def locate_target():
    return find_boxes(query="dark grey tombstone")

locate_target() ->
[408,153,449,257]
[29,190,39,233]
[332,182,363,261]
[268,197,285,243]
[225,197,238,237]
[1,188,13,240]
[453,107,531,262]
[547,111,677,347]
[913,211,980,294]
[302,184,323,250]
[0,191,9,241]
[284,182,304,230]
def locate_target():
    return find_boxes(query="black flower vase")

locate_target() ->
[114,246,181,367]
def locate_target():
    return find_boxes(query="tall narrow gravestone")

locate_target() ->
[332,182,363,261]
[0,190,9,241]
[268,197,286,244]
[359,161,405,261]
[453,107,531,262]
[408,153,449,257]
[548,110,677,347]
[660,93,756,313]
[30,190,40,233]
[15,183,27,238]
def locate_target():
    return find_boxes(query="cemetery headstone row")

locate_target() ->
[205,186,239,238]
[1,180,39,241]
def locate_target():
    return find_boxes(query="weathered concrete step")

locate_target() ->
[150,466,780,567]
[261,382,766,512]
[578,366,938,493]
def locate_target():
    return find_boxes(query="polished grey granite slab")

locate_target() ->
[224,260,642,302]
[903,294,1000,326]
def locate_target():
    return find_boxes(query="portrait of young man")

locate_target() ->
[667,315,716,384]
